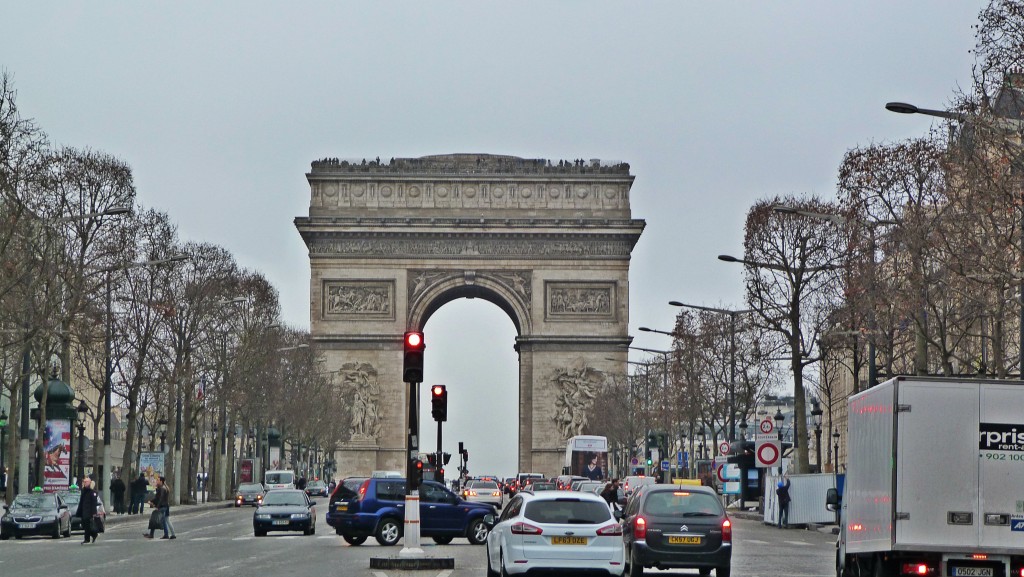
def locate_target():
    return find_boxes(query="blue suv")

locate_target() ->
[332,478,495,546]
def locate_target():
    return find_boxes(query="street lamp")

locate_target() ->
[774,409,785,441]
[96,254,189,507]
[810,399,823,473]
[887,101,1024,377]
[158,418,168,453]
[738,418,748,442]
[832,429,841,473]
[638,326,676,337]
[0,408,8,485]
[669,301,754,441]
[76,400,88,484]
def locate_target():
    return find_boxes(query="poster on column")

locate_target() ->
[138,452,166,489]
[269,447,281,470]
[42,419,71,493]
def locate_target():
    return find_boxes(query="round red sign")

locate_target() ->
[757,443,780,467]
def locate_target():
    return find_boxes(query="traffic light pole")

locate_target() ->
[401,381,423,557]
[436,420,442,480]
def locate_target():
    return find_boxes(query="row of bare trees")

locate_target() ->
[0,71,348,504]
[589,0,1024,476]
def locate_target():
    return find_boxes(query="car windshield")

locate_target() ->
[643,491,724,517]
[523,498,611,524]
[470,481,498,490]
[13,494,56,508]
[238,483,262,492]
[261,492,306,506]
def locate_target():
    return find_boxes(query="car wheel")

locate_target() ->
[342,534,367,546]
[0,532,9,541]
[466,518,488,545]
[374,518,402,546]
[255,529,267,537]
[432,535,453,545]
[628,546,644,577]
[52,524,61,539]
[716,566,731,577]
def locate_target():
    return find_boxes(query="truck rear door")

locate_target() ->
[895,380,980,549]
[978,382,1024,548]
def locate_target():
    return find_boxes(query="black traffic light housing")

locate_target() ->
[442,452,451,465]
[430,384,448,421]
[403,331,425,383]
[426,453,437,467]
[411,458,424,490]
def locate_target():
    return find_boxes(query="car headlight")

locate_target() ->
[290,513,309,519]
[40,515,56,522]
[256,514,271,520]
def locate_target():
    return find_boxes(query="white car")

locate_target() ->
[462,480,503,509]
[485,490,625,576]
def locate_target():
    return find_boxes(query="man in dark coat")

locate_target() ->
[130,473,148,515]
[75,477,100,544]
[110,474,126,514]
[776,475,792,529]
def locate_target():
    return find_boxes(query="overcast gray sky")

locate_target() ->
[2,1,981,479]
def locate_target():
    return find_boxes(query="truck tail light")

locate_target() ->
[900,563,934,575]
[722,518,732,543]
[634,516,647,540]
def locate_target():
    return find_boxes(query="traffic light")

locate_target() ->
[646,457,653,466]
[411,459,424,489]
[403,331,425,383]
[462,449,469,462]
[442,452,451,465]
[430,384,448,421]
[426,453,437,466]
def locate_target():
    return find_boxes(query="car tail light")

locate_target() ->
[634,516,647,540]
[597,523,623,536]
[358,480,370,501]
[722,518,732,543]
[511,522,543,535]
[469,491,478,497]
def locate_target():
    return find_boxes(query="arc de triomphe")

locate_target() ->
[294,154,645,478]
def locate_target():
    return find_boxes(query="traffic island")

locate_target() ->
[369,557,455,570]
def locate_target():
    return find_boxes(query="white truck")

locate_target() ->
[827,376,1024,577]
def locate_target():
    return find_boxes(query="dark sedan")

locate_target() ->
[234,483,265,507]
[304,479,328,497]
[253,489,317,536]
[58,491,106,532]
[1,493,72,540]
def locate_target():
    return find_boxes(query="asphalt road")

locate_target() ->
[0,504,837,577]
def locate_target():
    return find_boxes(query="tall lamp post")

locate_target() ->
[832,429,841,473]
[810,399,823,473]
[887,101,1024,376]
[1,409,8,486]
[96,254,189,507]
[76,400,88,484]
[668,301,753,441]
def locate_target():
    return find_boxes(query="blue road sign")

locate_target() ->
[677,451,683,464]
[661,459,670,470]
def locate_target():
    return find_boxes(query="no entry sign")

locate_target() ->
[755,433,781,468]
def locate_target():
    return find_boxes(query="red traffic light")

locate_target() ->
[432,385,444,396]
[415,460,423,470]
[406,332,423,348]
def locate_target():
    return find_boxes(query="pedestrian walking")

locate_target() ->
[75,477,100,544]
[143,476,176,540]
[600,478,621,512]
[110,473,126,514]
[130,473,148,514]
[776,475,792,529]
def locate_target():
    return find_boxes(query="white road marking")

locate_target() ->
[372,573,388,577]
[215,566,233,571]
[437,571,453,577]
[785,540,812,545]
[745,539,770,544]
[232,536,254,540]
[190,537,214,541]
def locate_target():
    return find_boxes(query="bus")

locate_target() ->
[563,435,609,481]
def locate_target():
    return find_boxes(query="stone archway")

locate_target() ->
[294,154,645,478]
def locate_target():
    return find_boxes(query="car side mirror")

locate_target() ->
[483,513,496,528]
[613,510,623,521]
[825,488,840,512]
[308,501,317,507]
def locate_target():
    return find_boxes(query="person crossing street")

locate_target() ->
[143,476,176,540]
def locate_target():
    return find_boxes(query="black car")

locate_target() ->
[1,492,73,540]
[620,484,732,577]
[253,489,317,536]
[234,482,265,507]
[304,479,328,497]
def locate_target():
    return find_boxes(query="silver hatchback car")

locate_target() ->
[462,480,503,509]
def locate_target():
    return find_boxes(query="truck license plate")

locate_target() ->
[551,536,587,545]
[668,536,702,545]
[951,567,994,577]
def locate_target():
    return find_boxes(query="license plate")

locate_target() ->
[551,536,587,545]
[18,523,37,529]
[272,520,289,526]
[951,568,993,577]
[668,535,702,545]
[335,504,348,512]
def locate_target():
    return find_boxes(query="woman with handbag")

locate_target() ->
[144,476,176,540]
[75,477,100,544]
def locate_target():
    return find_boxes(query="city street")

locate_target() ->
[0,505,837,577]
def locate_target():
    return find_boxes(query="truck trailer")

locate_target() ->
[828,376,1024,577]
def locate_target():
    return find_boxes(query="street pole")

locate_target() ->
[102,270,112,507]
[19,348,30,495]
[401,380,423,556]
[729,314,737,441]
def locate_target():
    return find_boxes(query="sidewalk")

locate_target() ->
[728,507,839,535]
